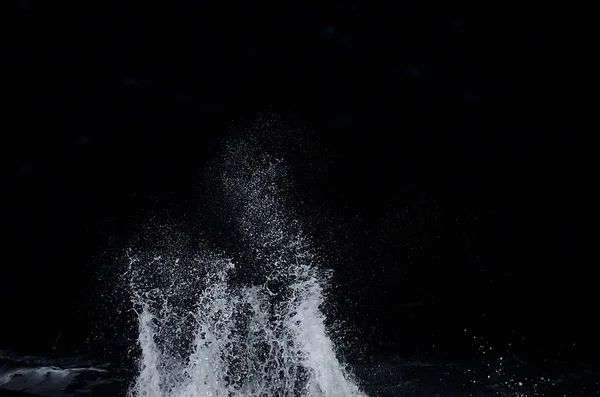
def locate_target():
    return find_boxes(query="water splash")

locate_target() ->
[126,137,367,397]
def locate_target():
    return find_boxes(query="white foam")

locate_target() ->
[0,365,108,397]
[127,143,367,397]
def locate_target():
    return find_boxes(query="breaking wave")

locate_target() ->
[126,136,367,397]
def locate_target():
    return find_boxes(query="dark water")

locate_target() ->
[1,349,598,396]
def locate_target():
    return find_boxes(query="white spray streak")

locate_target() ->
[127,143,367,397]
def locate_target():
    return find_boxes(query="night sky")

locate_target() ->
[2,2,596,372]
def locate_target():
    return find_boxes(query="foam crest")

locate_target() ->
[127,138,366,397]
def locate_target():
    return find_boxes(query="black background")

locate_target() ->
[2,1,595,371]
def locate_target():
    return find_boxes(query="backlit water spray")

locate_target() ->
[125,137,367,397]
